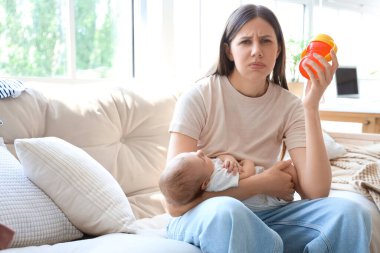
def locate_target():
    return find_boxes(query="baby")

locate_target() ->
[159,150,298,210]
[159,150,255,206]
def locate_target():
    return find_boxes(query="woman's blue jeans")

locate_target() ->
[167,196,371,253]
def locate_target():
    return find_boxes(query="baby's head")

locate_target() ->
[159,150,214,206]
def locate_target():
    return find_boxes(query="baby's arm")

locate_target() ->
[238,159,256,179]
[217,154,256,179]
[217,154,240,174]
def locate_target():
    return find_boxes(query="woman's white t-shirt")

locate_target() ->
[169,74,306,169]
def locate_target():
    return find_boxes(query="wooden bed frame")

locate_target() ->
[329,131,380,146]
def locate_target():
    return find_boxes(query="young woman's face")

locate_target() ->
[226,17,280,81]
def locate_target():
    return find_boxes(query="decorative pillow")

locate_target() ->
[0,144,82,248]
[323,131,347,159]
[0,79,25,99]
[15,137,136,236]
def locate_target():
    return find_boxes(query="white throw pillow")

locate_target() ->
[0,144,82,247]
[323,131,347,159]
[15,137,136,236]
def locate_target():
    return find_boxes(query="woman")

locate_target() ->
[164,4,371,253]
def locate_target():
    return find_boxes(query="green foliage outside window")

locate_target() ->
[0,0,115,78]
[75,0,114,77]
[286,38,306,83]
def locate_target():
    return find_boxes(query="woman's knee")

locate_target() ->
[326,197,371,233]
[198,197,251,224]
[331,198,371,219]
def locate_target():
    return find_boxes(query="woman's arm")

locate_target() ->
[166,132,198,161]
[290,50,339,199]
[238,159,256,179]
[166,161,296,216]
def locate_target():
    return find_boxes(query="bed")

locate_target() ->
[328,131,380,253]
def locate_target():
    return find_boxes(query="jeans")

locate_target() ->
[167,196,371,253]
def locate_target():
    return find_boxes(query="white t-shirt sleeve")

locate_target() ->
[169,86,206,140]
[206,159,239,192]
[282,97,306,150]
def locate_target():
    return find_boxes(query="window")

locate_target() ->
[0,0,309,88]
[75,0,133,79]
[134,0,306,87]
[313,3,380,80]
[0,0,133,79]
[0,1,68,77]
[312,1,380,100]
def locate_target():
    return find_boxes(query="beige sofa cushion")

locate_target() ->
[0,83,177,219]
[0,88,48,155]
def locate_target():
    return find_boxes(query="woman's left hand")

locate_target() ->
[301,49,339,108]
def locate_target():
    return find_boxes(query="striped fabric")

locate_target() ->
[0,79,25,99]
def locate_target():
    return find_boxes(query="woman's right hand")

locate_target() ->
[259,160,296,201]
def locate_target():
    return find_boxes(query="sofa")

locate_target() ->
[0,80,379,252]
[0,81,201,253]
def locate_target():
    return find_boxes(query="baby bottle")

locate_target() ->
[299,34,338,79]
